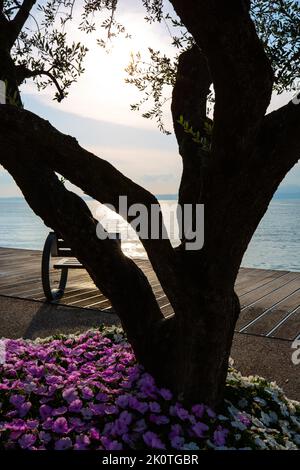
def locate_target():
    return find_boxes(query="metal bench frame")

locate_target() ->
[42,231,120,302]
[41,232,85,301]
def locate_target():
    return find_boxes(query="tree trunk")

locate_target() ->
[135,279,240,407]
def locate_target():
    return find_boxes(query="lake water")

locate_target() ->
[0,197,299,271]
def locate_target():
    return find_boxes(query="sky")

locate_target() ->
[0,0,299,197]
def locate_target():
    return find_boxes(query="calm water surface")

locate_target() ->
[0,198,299,271]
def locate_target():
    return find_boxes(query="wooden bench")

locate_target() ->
[41,231,120,301]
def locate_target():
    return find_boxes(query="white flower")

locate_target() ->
[254,397,267,407]
[182,442,200,450]
[260,411,273,426]
[217,414,229,421]
[231,420,247,431]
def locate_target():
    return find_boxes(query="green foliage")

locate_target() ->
[2,1,300,125]
[251,0,300,93]
[2,0,129,101]
[124,0,300,132]
[125,48,177,134]
[176,115,213,153]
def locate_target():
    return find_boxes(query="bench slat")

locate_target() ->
[53,258,84,269]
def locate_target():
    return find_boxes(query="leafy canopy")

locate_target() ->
[3,1,300,124]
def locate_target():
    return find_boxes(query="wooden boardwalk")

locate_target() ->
[0,247,299,342]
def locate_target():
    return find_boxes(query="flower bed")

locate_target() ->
[0,327,299,450]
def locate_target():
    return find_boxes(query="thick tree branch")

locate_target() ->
[169,0,274,169]
[0,129,166,346]
[171,45,212,208]
[8,0,36,47]
[0,105,181,310]
[15,65,65,101]
[256,97,300,180]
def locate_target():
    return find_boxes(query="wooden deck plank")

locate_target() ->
[1,247,300,340]
[236,277,300,332]
[239,272,299,308]
[269,309,300,340]
[244,289,300,336]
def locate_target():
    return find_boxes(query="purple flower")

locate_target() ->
[27,419,39,430]
[62,387,78,404]
[89,403,105,416]
[175,403,189,420]
[52,417,68,434]
[81,407,93,419]
[9,394,25,408]
[171,435,185,449]
[133,419,146,433]
[27,365,44,378]
[169,424,183,440]
[191,404,205,419]
[206,407,216,418]
[213,426,229,447]
[128,397,148,414]
[18,433,36,449]
[149,402,161,413]
[55,437,72,450]
[18,402,32,418]
[69,400,83,413]
[39,405,52,420]
[192,422,209,438]
[69,417,85,432]
[116,394,129,408]
[90,428,100,441]
[52,406,68,416]
[149,414,169,425]
[42,417,53,430]
[74,434,90,450]
[81,387,94,400]
[101,436,123,451]
[143,431,165,450]
[111,411,133,436]
[159,388,172,400]
[7,419,26,431]
[39,431,52,444]
[238,413,251,427]
[96,392,108,402]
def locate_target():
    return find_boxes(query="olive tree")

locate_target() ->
[0,0,299,407]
